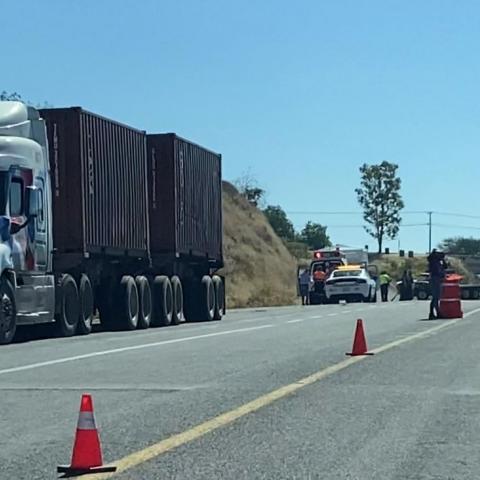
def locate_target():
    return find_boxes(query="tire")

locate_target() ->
[151,276,173,327]
[212,276,224,321]
[116,276,139,330]
[473,289,480,300]
[372,289,377,303]
[55,274,80,337]
[136,276,152,329]
[0,278,16,345]
[77,274,94,335]
[170,276,183,325]
[200,276,215,321]
[418,290,428,301]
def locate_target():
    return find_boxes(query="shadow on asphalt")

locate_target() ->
[13,323,106,344]
[418,317,454,322]
[12,317,207,345]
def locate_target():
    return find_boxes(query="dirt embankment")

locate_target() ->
[220,181,298,308]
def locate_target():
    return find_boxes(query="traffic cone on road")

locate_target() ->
[57,394,116,476]
[346,319,374,356]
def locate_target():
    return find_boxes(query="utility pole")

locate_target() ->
[428,211,433,253]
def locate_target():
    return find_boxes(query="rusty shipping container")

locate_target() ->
[147,134,223,265]
[40,107,149,260]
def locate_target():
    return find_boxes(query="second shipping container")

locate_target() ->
[146,133,223,265]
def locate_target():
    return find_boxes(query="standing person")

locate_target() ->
[379,271,392,302]
[406,270,414,300]
[427,249,446,319]
[299,268,311,306]
[400,270,413,301]
[399,270,408,301]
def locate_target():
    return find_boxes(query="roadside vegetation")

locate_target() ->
[221,181,298,308]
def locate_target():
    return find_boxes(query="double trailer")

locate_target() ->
[0,103,224,344]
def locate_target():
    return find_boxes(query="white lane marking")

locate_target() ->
[342,310,352,314]
[309,315,323,319]
[464,307,480,318]
[327,313,338,317]
[0,324,274,376]
[286,319,304,324]
[241,316,271,323]
[240,312,304,323]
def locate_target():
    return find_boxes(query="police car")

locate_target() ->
[324,265,377,303]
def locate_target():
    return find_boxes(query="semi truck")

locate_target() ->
[0,101,224,344]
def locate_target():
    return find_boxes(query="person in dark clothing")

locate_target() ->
[400,269,414,301]
[299,268,311,305]
[427,249,446,319]
[406,270,414,300]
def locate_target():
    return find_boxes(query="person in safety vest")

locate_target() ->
[313,265,326,282]
[379,271,392,302]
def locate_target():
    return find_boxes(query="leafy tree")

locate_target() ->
[263,205,295,241]
[234,171,265,207]
[439,237,480,256]
[300,221,331,250]
[355,161,404,254]
[0,90,52,108]
[0,91,22,101]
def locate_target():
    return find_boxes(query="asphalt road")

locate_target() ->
[1,299,480,479]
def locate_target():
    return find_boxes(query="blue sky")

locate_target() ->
[3,0,480,252]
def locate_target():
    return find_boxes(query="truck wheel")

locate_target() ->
[151,276,173,327]
[117,276,139,330]
[136,276,152,329]
[473,289,480,300]
[418,290,428,300]
[0,278,16,345]
[77,274,93,335]
[212,276,224,320]
[200,276,215,321]
[171,276,183,325]
[135,275,152,328]
[56,274,80,337]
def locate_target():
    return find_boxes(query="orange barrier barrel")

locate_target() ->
[439,274,463,319]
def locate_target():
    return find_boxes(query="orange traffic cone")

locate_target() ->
[346,319,374,356]
[58,394,116,476]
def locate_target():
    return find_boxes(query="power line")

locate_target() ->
[434,223,480,230]
[322,223,428,229]
[286,210,480,218]
[285,208,480,252]
[434,211,480,220]
[286,210,430,215]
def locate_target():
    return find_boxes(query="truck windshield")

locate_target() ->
[0,172,8,215]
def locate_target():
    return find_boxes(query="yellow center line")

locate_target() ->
[83,311,477,479]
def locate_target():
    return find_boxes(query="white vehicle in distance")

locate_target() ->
[324,265,377,303]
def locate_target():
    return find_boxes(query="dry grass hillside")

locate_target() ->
[220,181,298,308]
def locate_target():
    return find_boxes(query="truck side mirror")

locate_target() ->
[26,186,41,218]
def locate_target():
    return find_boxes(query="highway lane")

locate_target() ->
[0,300,479,479]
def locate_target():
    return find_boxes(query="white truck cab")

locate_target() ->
[0,101,55,343]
